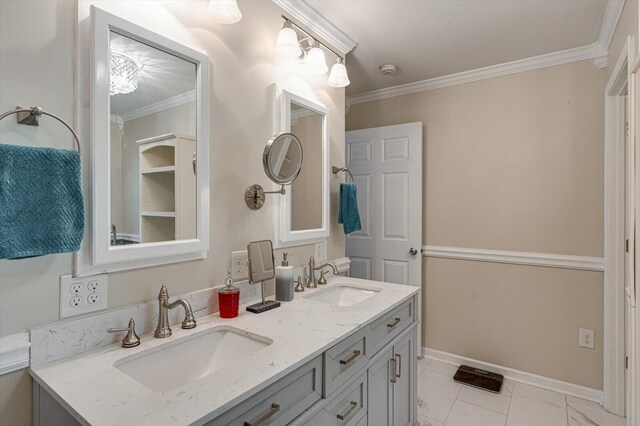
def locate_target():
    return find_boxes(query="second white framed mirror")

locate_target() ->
[273,88,330,247]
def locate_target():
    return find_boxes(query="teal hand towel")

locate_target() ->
[338,183,362,235]
[0,144,85,259]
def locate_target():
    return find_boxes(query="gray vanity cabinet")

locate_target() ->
[367,331,415,426]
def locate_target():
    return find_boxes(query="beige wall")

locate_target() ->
[0,1,346,424]
[347,60,606,389]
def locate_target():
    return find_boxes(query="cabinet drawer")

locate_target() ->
[366,298,413,356]
[324,328,369,396]
[209,355,323,426]
[305,372,367,426]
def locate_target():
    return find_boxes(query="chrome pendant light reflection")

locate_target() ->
[327,58,350,88]
[110,51,140,95]
[207,0,242,24]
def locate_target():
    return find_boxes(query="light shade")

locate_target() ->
[110,52,140,95]
[276,22,302,59]
[327,58,350,88]
[305,43,328,75]
[207,0,242,24]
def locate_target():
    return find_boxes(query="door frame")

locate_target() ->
[604,35,635,416]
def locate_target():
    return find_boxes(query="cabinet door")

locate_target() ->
[392,331,415,426]
[367,347,393,426]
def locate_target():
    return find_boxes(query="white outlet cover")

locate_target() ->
[60,274,108,318]
[315,241,327,262]
[231,250,249,282]
[579,328,595,349]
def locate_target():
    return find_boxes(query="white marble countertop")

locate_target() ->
[30,276,419,426]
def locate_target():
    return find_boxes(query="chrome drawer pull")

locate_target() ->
[337,401,358,420]
[395,354,402,378]
[340,350,361,365]
[387,317,401,328]
[244,403,280,426]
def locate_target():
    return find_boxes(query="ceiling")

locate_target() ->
[305,0,608,95]
[110,32,195,115]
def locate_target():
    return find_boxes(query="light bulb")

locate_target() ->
[207,0,242,24]
[305,42,328,75]
[276,21,302,59]
[327,58,350,88]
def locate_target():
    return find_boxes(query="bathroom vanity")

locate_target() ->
[30,277,419,426]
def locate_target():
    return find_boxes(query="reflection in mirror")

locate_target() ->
[246,240,280,314]
[264,134,303,184]
[109,31,197,246]
[290,102,323,231]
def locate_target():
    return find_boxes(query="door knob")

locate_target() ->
[409,247,418,256]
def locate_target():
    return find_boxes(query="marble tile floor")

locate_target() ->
[416,358,626,426]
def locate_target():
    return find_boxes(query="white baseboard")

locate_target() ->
[421,347,604,404]
[0,333,30,375]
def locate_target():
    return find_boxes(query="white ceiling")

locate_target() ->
[305,0,608,95]
[110,32,195,115]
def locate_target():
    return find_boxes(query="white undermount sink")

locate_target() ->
[304,283,381,307]
[114,326,272,392]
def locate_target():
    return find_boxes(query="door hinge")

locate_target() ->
[626,239,630,253]
[626,356,629,369]
[626,122,630,136]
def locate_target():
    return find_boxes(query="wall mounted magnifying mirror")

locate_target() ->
[88,6,210,272]
[272,88,330,248]
[245,133,303,210]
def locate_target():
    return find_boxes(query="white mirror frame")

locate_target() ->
[90,6,210,268]
[273,88,330,248]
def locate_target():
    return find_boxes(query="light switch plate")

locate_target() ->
[60,274,108,318]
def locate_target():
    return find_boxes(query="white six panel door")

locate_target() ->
[345,122,422,288]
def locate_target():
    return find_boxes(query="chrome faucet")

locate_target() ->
[154,285,197,338]
[307,256,340,288]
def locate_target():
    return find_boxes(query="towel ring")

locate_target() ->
[332,166,354,183]
[0,106,81,154]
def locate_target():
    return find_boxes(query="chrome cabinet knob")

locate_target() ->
[409,247,418,256]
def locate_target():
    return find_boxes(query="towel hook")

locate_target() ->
[0,106,81,154]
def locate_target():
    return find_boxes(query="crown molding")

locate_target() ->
[272,0,357,56]
[348,44,604,105]
[598,0,626,52]
[119,90,196,122]
[0,333,30,375]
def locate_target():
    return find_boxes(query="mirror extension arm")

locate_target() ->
[245,184,286,210]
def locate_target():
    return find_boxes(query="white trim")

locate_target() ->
[603,36,634,416]
[348,44,605,105]
[422,246,604,272]
[598,0,626,52]
[271,0,357,56]
[421,347,604,404]
[0,333,30,375]
[119,90,195,122]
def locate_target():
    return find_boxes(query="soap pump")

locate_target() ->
[275,252,294,302]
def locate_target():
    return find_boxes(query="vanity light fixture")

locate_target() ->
[207,0,242,24]
[276,20,302,58]
[110,51,140,95]
[327,58,350,88]
[277,16,350,87]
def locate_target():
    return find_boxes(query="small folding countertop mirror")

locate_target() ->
[90,6,210,271]
[246,240,280,314]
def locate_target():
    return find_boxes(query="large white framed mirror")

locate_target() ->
[90,6,210,269]
[273,88,329,247]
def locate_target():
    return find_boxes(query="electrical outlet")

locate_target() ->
[315,241,327,262]
[579,328,595,349]
[60,274,108,318]
[231,250,249,281]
